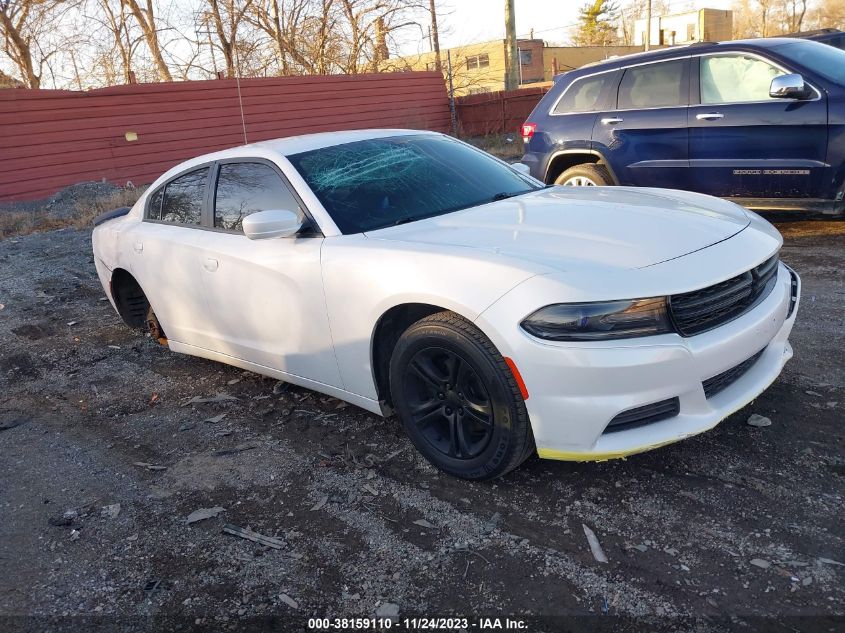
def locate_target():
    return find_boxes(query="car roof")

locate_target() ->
[560,38,806,79]
[145,129,440,194]
[197,129,434,165]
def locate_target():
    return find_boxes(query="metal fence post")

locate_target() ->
[447,50,457,136]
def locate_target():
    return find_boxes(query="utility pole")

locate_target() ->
[645,0,652,51]
[504,0,519,91]
[429,0,442,73]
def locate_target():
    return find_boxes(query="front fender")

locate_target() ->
[321,235,537,399]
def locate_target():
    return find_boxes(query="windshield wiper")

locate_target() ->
[490,188,538,202]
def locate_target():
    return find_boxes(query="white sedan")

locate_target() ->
[92,129,800,480]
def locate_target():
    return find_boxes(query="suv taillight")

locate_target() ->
[521,122,536,145]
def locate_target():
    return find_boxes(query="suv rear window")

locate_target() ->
[553,73,614,113]
[617,59,687,109]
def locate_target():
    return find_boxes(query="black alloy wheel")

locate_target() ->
[389,311,535,480]
[404,346,494,460]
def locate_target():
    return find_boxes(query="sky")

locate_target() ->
[400,0,734,55]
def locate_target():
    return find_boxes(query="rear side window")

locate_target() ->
[146,188,163,220]
[160,168,208,225]
[617,59,687,109]
[700,55,784,104]
[553,73,614,113]
[214,162,301,232]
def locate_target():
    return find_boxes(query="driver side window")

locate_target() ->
[700,54,785,104]
[214,162,302,232]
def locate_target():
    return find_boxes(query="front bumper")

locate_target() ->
[483,263,800,461]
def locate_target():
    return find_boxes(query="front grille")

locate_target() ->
[669,254,779,336]
[702,348,766,399]
[604,397,680,434]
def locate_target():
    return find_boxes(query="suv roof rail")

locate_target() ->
[780,28,842,37]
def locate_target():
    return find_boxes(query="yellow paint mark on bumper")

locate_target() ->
[536,439,681,463]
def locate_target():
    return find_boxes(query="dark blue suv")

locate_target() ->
[521,38,845,214]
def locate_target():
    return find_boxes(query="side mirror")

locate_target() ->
[770,73,808,99]
[242,209,303,240]
[511,162,531,176]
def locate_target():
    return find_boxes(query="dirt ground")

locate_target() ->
[0,219,842,633]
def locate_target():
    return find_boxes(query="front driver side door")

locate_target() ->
[688,52,829,199]
[197,159,341,388]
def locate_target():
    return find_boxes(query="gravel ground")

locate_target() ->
[0,220,842,633]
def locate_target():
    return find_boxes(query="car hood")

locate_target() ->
[364,186,750,272]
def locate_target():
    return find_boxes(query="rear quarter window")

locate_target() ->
[553,72,616,114]
[146,188,163,220]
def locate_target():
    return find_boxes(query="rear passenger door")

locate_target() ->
[131,165,218,349]
[542,69,619,173]
[592,57,690,189]
[197,159,342,387]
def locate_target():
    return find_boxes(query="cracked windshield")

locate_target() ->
[288,135,541,234]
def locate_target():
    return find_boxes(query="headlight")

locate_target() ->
[520,297,672,341]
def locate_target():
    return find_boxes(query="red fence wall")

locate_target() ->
[0,72,450,202]
[455,86,550,137]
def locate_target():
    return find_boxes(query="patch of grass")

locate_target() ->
[71,186,147,229]
[0,186,146,239]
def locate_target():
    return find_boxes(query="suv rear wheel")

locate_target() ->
[555,163,613,186]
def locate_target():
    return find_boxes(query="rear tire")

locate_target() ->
[146,305,167,346]
[389,311,534,480]
[555,163,613,187]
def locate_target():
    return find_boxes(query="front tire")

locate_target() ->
[555,163,613,186]
[389,312,534,480]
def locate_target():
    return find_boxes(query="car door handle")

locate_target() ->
[600,117,624,125]
[203,258,219,272]
[133,242,143,253]
[696,112,725,121]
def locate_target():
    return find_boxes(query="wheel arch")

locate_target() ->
[544,150,619,185]
[110,268,150,328]
[370,302,451,413]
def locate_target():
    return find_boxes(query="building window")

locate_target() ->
[519,49,532,65]
[687,23,696,41]
[467,86,491,95]
[466,53,490,70]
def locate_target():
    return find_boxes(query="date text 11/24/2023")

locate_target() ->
[307,617,528,630]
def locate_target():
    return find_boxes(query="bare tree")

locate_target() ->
[122,0,172,81]
[88,0,144,83]
[731,0,822,38]
[0,0,71,88]
[427,0,439,72]
[202,0,255,77]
